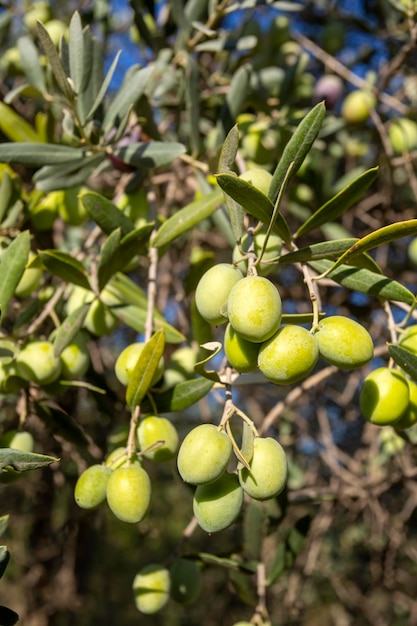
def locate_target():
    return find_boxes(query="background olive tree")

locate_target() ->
[1,1,417,625]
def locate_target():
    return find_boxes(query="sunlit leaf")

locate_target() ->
[111,141,186,169]
[194,341,223,382]
[0,231,31,321]
[216,173,291,245]
[86,50,122,122]
[53,304,90,357]
[279,239,359,264]
[152,188,223,248]
[269,102,326,204]
[126,329,166,409]
[295,167,379,238]
[103,64,154,133]
[36,20,74,101]
[309,259,415,304]
[0,102,40,143]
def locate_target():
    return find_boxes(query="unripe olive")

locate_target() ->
[132,564,170,614]
[169,558,202,605]
[193,472,243,532]
[106,465,151,523]
[0,430,34,452]
[232,231,282,276]
[239,168,273,196]
[408,238,417,265]
[163,346,197,388]
[360,367,410,426]
[66,286,118,337]
[388,118,417,155]
[399,325,417,354]
[28,192,59,230]
[58,186,88,226]
[177,423,232,485]
[239,437,287,500]
[60,332,90,379]
[137,415,179,461]
[227,275,282,343]
[394,379,417,430]
[14,252,42,298]
[258,325,319,384]
[74,464,112,509]
[44,19,69,46]
[195,263,243,325]
[314,315,374,370]
[115,342,164,387]
[341,90,376,124]
[16,340,62,385]
[224,323,259,373]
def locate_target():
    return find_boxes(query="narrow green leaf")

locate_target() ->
[193,342,222,382]
[218,125,244,242]
[103,65,154,133]
[388,344,417,381]
[323,219,417,275]
[279,239,359,264]
[0,143,86,167]
[0,605,19,626]
[0,102,40,143]
[126,330,166,408]
[309,259,415,304]
[98,224,153,291]
[36,20,74,101]
[0,172,16,224]
[111,141,186,169]
[269,102,326,204]
[215,173,291,245]
[143,377,214,413]
[33,153,105,191]
[0,449,58,472]
[110,303,185,343]
[152,188,223,248]
[53,305,90,357]
[243,500,266,561]
[69,12,87,95]
[239,420,255,468]
[80,191,134,236]
[0,231,31,321]
[39,250,90,290]
[218,64,252,142]
[86,50,121,122]
[218,124,239,173]
[0,547,10,579]
[295,167,379,239]
[197,552,257,573]
[18,36,46,94]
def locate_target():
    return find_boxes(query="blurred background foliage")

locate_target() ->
[1,0,417,625]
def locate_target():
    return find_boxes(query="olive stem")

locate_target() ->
[127,404,140,462]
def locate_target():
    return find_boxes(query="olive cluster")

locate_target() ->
[360,325,417,430]
[74,413,179,522]
[0,334,90,393]
[177,423,287,533]
[195,263,374,385]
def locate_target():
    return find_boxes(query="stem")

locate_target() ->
[126,404,140,461]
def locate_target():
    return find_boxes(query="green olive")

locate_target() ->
[132,564,170,614]
[193,472,243,532]
[106,465,151,523]
[115,342,164,387]
[239,437,287,500]
[360,367,410,426]
[137,415,179,462]
[258,325,319,384]
[74,464,112,509]
[195,263,243,325]
[314,315,374,370]
[177,423,232,485]
[224,323,259,373]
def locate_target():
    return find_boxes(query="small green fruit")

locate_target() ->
[133,564,171,614]
[170,558,202,605]
[58,186,89,226]
[239,437,287,500]
[408,238,417,265]
[232,231,282,276]
[193,472,243,532]
[227,275,282,343]
[258,325,318,384]
[60,332,90,379]
[115,342,164,387]
[195,263,243,325]
[137,415,179,462]
[360,367,410,426]
[28,192,59,230]
[239,168,273,195]
[105,447,141,469]
[177,424,232,485]
[314,316,374,370]
[224,323,259,373]
[0,430,34,453]
[106,465,151,523]
[388,118,417,155]
[16,340,62,385]
[341,90,376,124]
[15,252,42,298]
[74,464,112,509]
